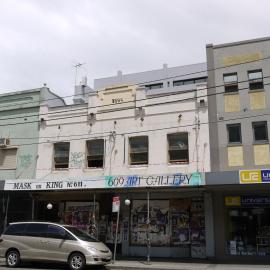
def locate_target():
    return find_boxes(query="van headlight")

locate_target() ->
[87,247,98,253]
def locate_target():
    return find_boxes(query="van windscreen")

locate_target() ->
[63,226,99,242]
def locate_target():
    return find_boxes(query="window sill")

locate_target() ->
[129,164,148,169]
[227,143,242,147]
[52,168,69,172]
[248,89,264,93]
[168,162,189,166]
[84,167,104,172]
[223,92,239,95]
[253,141,269,145]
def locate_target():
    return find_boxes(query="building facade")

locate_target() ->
[3,63,214,259]
[0,87,65,232]
[206,36,270,262]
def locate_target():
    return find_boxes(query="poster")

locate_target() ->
[64,202,99,236]
[131,200,170,246]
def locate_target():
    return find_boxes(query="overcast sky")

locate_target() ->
[0,0,269,102]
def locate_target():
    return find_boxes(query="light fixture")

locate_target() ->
[47,203,53,210]
[125,199,131,206]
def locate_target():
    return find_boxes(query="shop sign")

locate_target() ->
[241,196,270,206]
[4,172,204,191]
[239,169,270,184]
[225,196,241,206]
[112,196,120,213]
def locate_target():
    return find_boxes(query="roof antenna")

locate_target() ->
[73,62,86,86]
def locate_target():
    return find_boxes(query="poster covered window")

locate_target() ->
[131,200,170,246]
[64,202,99,236]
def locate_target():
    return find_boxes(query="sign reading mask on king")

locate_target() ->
[4,173,204,191]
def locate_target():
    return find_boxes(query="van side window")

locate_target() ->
[4,224,26,236]
[47,225,66,239]
[25,223,48,237]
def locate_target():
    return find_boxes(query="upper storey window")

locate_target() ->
[86,139,104,168]
[129,136,148,165]
[248,69,264,90]
[54,142,70,169]
[145,83,163,90]
[224,73,238,93]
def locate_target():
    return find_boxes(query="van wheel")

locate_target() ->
[68,252,86,270]
[6,250,20,268]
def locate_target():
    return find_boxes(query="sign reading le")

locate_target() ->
[239,169,270,184]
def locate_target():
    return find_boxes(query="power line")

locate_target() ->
[4,109,270,146]
[1,73,270,126]
[0,53,269,111]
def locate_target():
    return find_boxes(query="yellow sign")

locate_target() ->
[225,196,241,206]
[239,170,261,184]
[223,53,262,67]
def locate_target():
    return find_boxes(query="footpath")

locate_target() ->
[106,258,270,270]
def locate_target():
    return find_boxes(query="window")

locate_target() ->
[173,77,207,87]
[167,133,189,163]
[145,83,163,90]
[224,73,238,93]
[25,223,48,238]
[4,223,26,236]
[86,139,104,168]
[129,136,148,165]
[54,142,70,169]
[47,225,66,239]
[248,69,264,90]
[0,148,17,169]
[227,124,242,144]
[252,121,268,142]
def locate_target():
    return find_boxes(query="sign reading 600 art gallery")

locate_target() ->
[4,172,204,191]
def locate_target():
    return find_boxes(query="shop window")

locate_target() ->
[0,148,17,169]
[224,73,238,93]
[252,121,268,142]
[129,136,148,165]
[226,196,270,256]
[248,69,264,90]
[54,142,70,169]
[227,124,242,144]
[86,139,104,168]
[167,133,189,163]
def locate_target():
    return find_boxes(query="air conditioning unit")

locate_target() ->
[0,138,10,147]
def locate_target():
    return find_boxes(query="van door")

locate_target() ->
[44,224,76,262]
[23,223,49,260]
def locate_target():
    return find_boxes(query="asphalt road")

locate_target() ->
[0,261,109,270]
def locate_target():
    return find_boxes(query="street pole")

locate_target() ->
[4,194,9,231]
[113,206,120,264]
[146,191,151,264]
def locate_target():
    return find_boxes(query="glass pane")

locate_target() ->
[168,133,188,150]
[227,124,241,143]
[173,80,183,86]
[224,74,238,83]
[54,143,70,158]
[183,80,194,85]
[129,137,148,153]
[253,122,268,141]
[4,224,26,236]
[130,153,148,165]
[249,70,263,80]
[169,150,189,163]
[87,140,104,155]
[25,223,48,237]
[47,225,66,239]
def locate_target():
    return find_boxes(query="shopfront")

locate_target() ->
[207,169,270,263]
[3,172,214,259]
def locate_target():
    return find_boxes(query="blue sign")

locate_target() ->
[261,170,270,183]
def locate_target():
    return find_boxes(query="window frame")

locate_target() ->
[227,124,242,145]
[129,136,149,166]
[86,139,105,169]
[223,73,238,93]
[252,121,269,143]
[0,147,18,170]
[167,132,189,164]
[248,69,264,91]
[53,142,70,170]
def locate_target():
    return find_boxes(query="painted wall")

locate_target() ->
[36,84,211,179]
[207,37,270,171]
